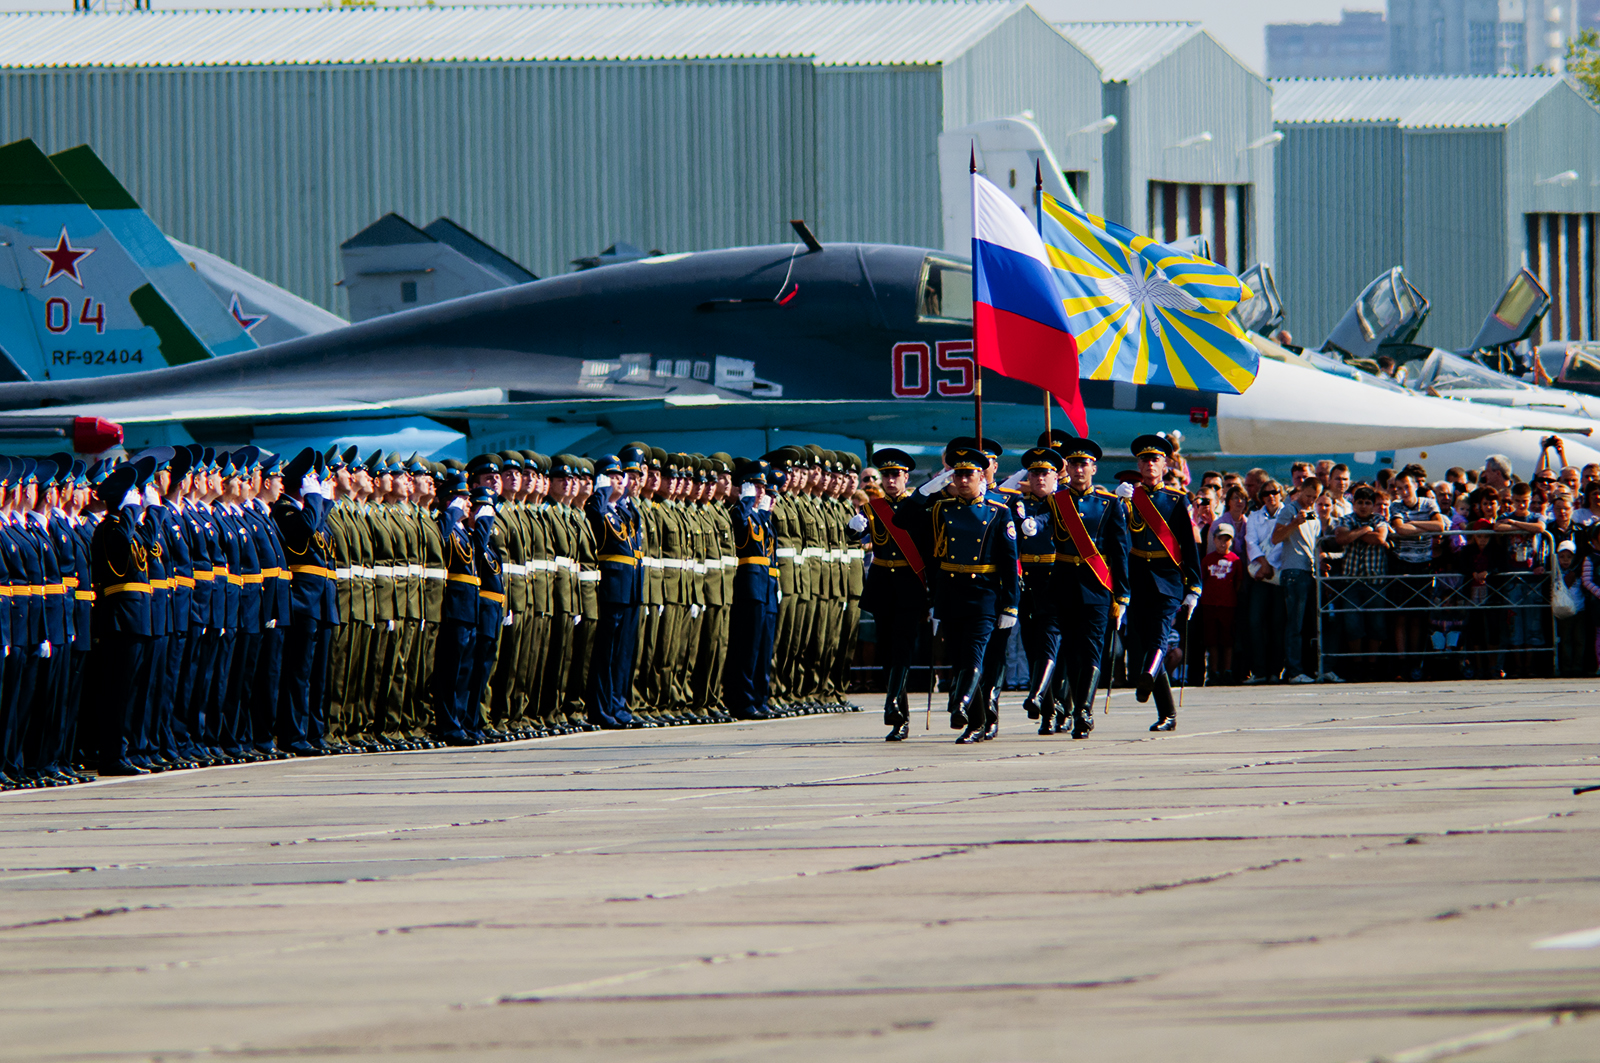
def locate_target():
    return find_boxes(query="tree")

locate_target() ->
[1564,30,1600,105]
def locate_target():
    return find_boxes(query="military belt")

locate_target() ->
[1020,553,1057,564]
[289,565,334,580]
[1056,553,1087,564]
[243,574,264,584]
[42,583,67,595]
[74,590,95,601]
[103,582,152,595]
[775,548,797,558]
[479,589,507,605]
[578,571,601,583]
[872,558,910,569]
[598,554,639,566]
[448,573,481,587]
[939,562,999,574]
[424,568,446,581]
[149,579,171,590]
[1131,548,1175,560]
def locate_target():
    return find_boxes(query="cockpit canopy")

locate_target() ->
[917,255,973,324]
[1322,266,1429,361]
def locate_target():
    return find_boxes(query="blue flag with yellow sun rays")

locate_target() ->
[1039,192,1259,395]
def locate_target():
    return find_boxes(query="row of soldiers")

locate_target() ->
[0,438,867,789]
[862,431,1202,743]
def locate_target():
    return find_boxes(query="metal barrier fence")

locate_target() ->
[1314,528,1561,678]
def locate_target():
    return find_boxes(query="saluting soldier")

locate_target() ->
[894,445,1019,743]
[272,448,340,755]
[857,448,929,741]
[585,448,645,728]
[1042,436,1129,738]
[89,459,156,775]
[434,469,483,744]
[251,453,293,758]
[1121,434,1202,732]
[725,458,779,720]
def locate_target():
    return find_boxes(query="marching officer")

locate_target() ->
[1121,434,1202,732]
[895,445,1019,744]
[1010,447,1063,733]
[857,448,928,741]
[586,448,645,728]
[725,458,778,720]
[1044,437,1129,738]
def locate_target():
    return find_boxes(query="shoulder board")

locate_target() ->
[1161,487,1187,497]
[984,498,1008,511]
[1092,487,1115,497]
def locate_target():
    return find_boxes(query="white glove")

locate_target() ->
[448,496,468,513]
[300,473,320,496]
[657,603,665,615]
[930,617,940,636]
[266,619,276,629]
[503,611,514,627]
[1000,468,1027,490]
[758,494,774,512]
[594,473,612,492]
[690,603,701,618]
[143,484,161,506]
[473,505,495,521]
[572,614,583,626]
[1021,517,1039,537]
[846,512,868,533]
[776,589,782,604]
[120,489,142,509]
[740,482,757,499]
[1182,592,1200,615]
[1116,482,1135,499]
[3,646,8,657]
[386,619,395,631]
[321,478,336,500]
[998,613,1017,630]
[919,469,954,496]
[39,641,51,658]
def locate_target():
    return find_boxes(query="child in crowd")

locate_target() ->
[1555,541,1589,677]
[1200,525,1246,684]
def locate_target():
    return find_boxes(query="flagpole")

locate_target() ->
[1035,160,1051,440]
[971,143,983,446]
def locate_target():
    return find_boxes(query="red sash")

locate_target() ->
[867,496,925,583]
[1130,487,1182,567]
[1052,490,1113,593]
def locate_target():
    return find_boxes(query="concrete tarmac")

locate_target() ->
[2,680,1598,1062]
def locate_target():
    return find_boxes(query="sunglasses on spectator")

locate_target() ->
[1262,488,1281,496]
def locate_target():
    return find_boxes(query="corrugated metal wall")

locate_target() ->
[817,65,943,247]
[1273,122,1405,345]
[1104,32,1275,269]
[1,59,820,314]
[942,6,1105,216]
[1402,128,1506,348]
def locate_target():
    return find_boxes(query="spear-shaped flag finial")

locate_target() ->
[969,142,976,175]
[1035,158,1043,193]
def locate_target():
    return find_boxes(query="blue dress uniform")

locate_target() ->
[251,453,293,756]
[1123,435,1202,731]
[143,447,196,768]
[895,446,1020,743]
[1009,449,1062,731]
[272,448,340,755]
[434,472,487,743]
[586,448,646,728]
[724,458,779,720]
[861,448,929,740]
[0,459,43,787]
[1045,438,1130,738]
[90,460,157,775]
[468,481,506,728]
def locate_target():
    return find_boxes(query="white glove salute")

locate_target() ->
[321,477,335,500]
[300,472,321,497]
[1021,517,1039,537]
[758,494,774,512]
[594,473,611,492]
[997,614,1017,630]
[999,468,1027,490]
[740,482,757,499]
[919,469,954,496]
[120,488,142,510]
[1116,481,1135,499]
[142,484,162,507]
[448,496,468,513]
[846,512,868,533]
[473,504,495,521]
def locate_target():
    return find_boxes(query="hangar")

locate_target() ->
[0,1,1102,316]
[1272,74,1600,348]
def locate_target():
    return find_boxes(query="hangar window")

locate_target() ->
[918,256,972,324]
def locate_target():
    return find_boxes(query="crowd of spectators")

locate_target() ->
[1171,451,1597,684]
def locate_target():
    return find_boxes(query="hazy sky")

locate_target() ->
[0,0,1371,73]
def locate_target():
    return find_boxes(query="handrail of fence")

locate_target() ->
[1313,527,1562,677]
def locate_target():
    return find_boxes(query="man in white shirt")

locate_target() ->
[1243,481,1286,683]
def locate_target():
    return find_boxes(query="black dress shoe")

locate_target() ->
[1037,715,1054,736]
[955,722,984,744]
[1071,711,1093,739]
[98,761,150,776]
[1149,715,1175,732]
[282,743,323,756]
[886,721,909,741]
[1054,709,1069,734]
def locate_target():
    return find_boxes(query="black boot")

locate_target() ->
[1073,666,1099,738]
[1021,658,1055,720]
[1135,648,1164,704]
[883,665,910,726]
[886,719,909,741]
[1149,670,1176,731]
[948,669,977,731]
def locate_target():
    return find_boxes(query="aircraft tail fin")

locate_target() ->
[51,144,257,356]
[423,217,538,285]
[0,138,213,380]
[339,211,519,322]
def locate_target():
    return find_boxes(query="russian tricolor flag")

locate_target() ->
[972,172,1087,435]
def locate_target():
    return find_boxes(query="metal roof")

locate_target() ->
[0,0,1025,69]
[1271,75,1566,129]
[1053,22,1201,82]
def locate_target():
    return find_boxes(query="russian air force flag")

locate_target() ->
[971,172,1087,435]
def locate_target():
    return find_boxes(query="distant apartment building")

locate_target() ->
[1266,10,1389,78]
[1387,0,1599,75]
